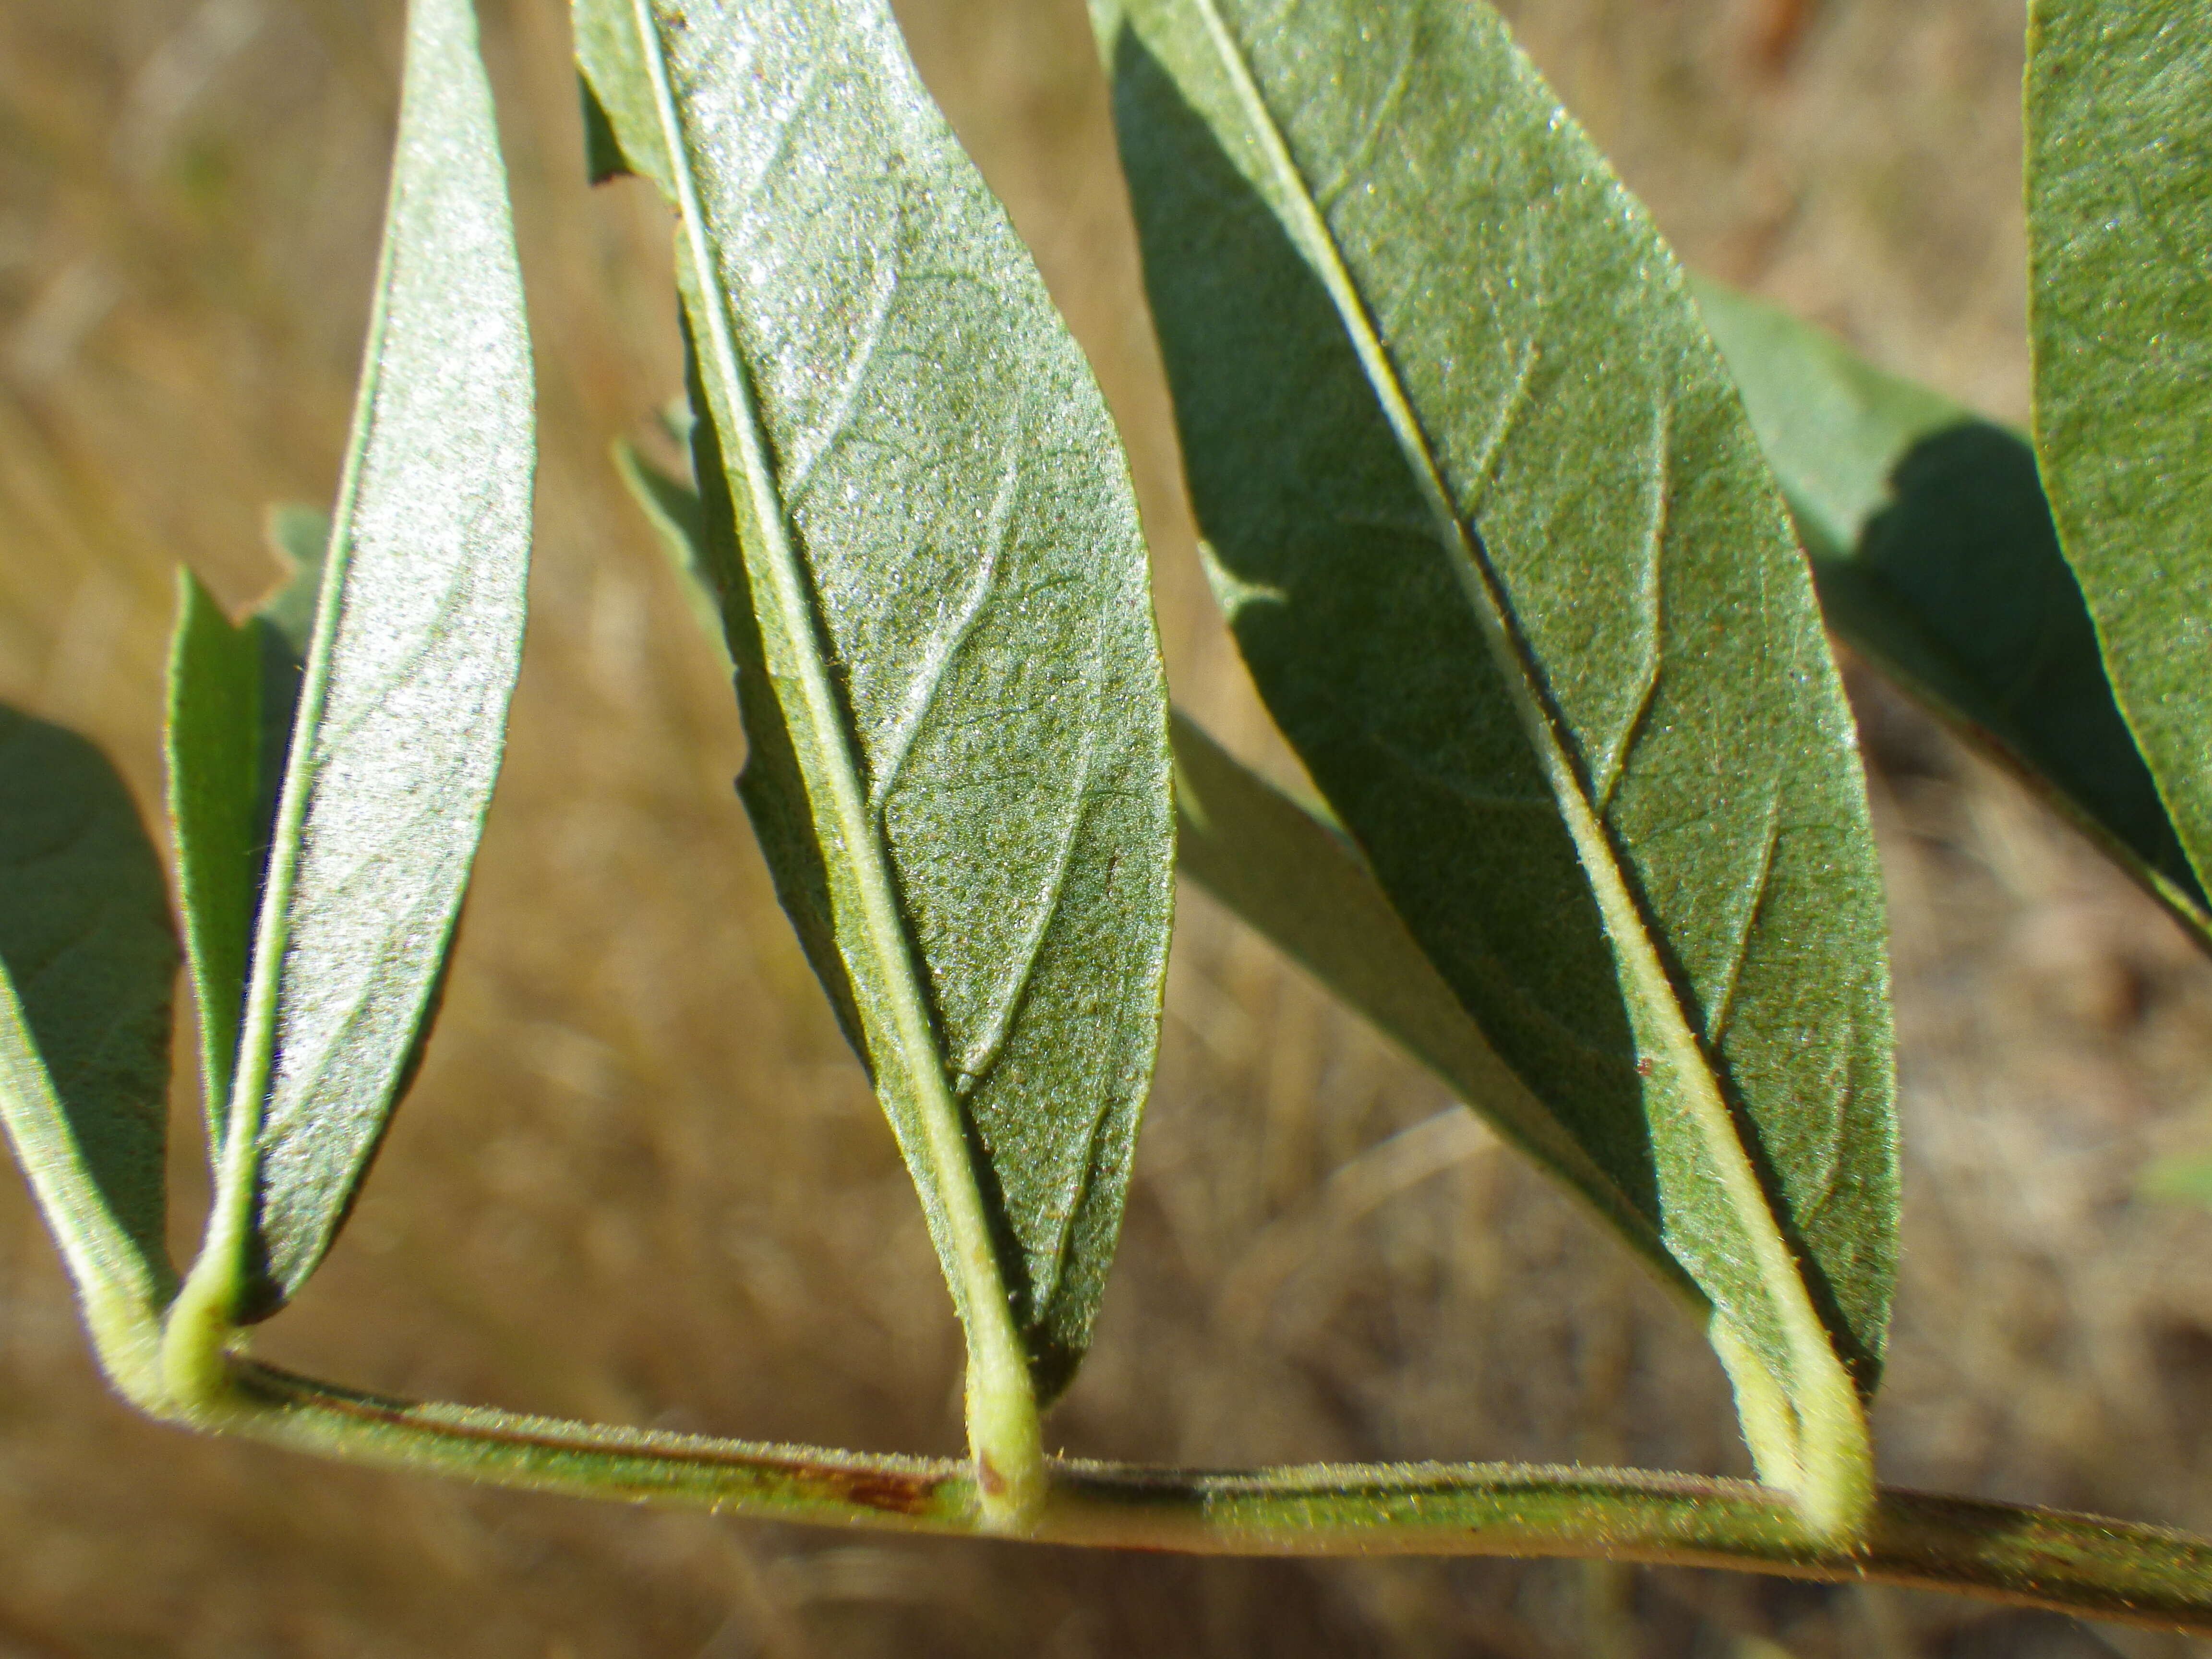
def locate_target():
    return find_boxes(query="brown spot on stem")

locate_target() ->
[809,1467,938,1517]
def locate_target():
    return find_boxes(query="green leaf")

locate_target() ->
[166,0,533,1359]
[166,508,338,1157]
[1171,710,1703,1305]
[0,706,177,1398]
[580,72,633,185]
[613,438,724,649]
[2027,0,2212,896]
[1099,0,1893,1533]
[575,0,1175,1508]
[166,571,262,1153]
[612,455,1694,1309]
[1693,279,2210,946]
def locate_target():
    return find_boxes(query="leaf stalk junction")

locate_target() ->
[83,1319,2212,1635]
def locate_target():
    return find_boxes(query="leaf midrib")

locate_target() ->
[625,0,1034,1421]
[1175,0,1860,1494]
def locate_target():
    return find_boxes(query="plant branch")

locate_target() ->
[193,1359,2212,1632]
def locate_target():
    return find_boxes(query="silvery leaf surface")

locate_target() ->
[577,0,1174,1401]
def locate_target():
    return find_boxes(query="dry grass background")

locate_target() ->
[1,0,2210,1653]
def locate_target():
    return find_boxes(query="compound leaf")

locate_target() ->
[1101,0,1893,1533]
[575,0,1174,1443]
[1695,279,2209,946]
[0,706,176,1394]
[173,0,533,1330]
[2027,0,2212,897]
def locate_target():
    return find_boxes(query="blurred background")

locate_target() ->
[4,0,2212,1653]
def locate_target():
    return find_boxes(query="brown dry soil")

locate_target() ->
[2,0,2211,1654]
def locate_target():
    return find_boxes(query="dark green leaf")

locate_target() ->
[1101,0,1892,1529]
[172,0,534,1327]
[0,705,176,1390]
[1694,279,2210,946]
[2027,0,2212,896]
[1171,710,1702,1305]
[575,0,1175,1450]
[580,72,632,184]
[613,438,724,648]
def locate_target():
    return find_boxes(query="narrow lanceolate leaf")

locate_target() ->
[1695,280,2210,946]
[1099,0,1893,1532]
[167,0,531,1361]
[0,707,176,1401]
[2027,0,2212,895]
[575,0,1174,1501]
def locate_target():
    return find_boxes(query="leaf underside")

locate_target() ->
[1170,711,1704,1304]
[1694,280,2211,948]
[577,0,1174,1400]
[183,0,533,1317]
[1099,0,1896,1480]
[2027,0,2212,898]
[610,450,1695,1311]
[0,706,177,1316]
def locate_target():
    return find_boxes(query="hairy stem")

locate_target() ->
[165,1359,2212,1632]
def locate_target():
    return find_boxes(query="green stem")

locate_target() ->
[173,1358,2212,1632]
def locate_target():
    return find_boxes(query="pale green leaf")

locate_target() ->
[613,439,723,648]
[2027,0,2212,896]
[575,0,1175,1456]
[1694,279,2209,946]
[173,0,533,1329]
[1100,0,1892,1529]
[0,706,176,1394]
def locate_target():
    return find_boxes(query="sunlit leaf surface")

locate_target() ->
[577,0,1174,1405]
